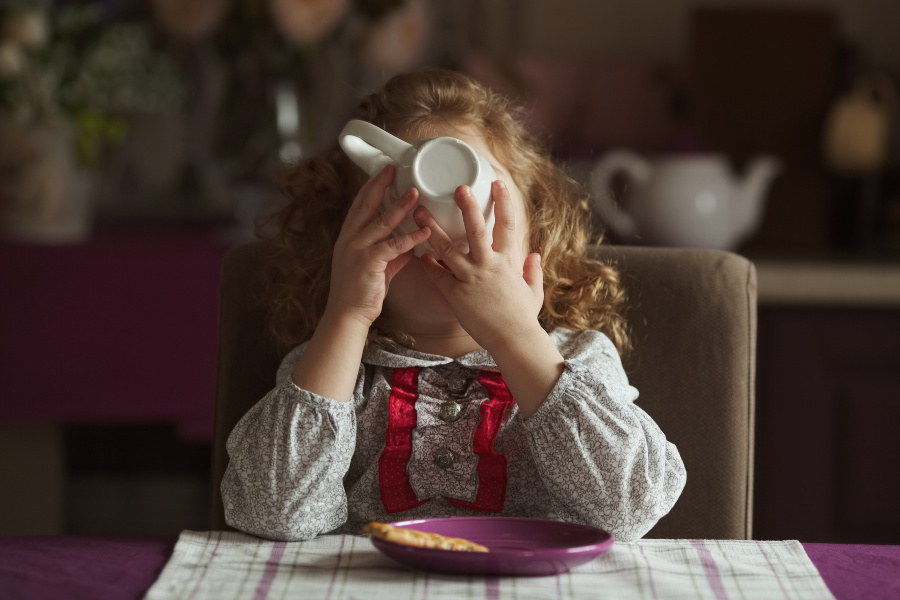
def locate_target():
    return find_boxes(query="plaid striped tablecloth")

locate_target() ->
[143,530,835,600]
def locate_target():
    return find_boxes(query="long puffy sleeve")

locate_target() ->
[524,330,686,541]
[220,344,361,541]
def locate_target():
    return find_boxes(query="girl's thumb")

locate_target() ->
[524,253,543,294]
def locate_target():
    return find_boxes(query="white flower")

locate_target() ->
[359,0,427,72]
[0,41,25,80]
[152,0,231,39]
[269,0,349,44]
[3,10,48,48]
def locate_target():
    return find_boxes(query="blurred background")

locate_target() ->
[2,0,899,543]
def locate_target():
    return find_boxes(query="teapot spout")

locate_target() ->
[736,156,782,241]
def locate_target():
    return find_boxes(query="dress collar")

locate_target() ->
[362,342,499,371]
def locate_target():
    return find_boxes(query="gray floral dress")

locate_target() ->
[221,328,686,542]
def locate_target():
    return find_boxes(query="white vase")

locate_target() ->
[0,122,94,244]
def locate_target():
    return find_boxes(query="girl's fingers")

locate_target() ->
[489,179,516,252]
[344,165,395,234]
[368,225,431,264]
[412,205,468,272]
[419,252,454,295]
[455,185,490,262]
[384,251,415,284]
[359,185,420,246]
[523,252,544,298]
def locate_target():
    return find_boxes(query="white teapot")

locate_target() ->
[590,151,781,250]
[339,120,496,256]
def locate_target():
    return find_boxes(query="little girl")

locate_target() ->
[221,69,686,542]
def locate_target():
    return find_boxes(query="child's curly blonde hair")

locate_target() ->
[259,68,630,356]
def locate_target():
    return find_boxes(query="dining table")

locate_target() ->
[1,532,898,600]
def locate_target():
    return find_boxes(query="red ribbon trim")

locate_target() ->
[378,366,430,513]
[378,368,513,514]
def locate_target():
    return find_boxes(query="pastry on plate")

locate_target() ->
[364,522,489,552]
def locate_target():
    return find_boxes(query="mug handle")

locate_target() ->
[339,120,415,178]
[589,150,651,240]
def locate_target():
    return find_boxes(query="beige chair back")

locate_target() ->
[209,242,757,539]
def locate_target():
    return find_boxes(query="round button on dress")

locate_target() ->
[433,447,455,469]
[439,401,462,422]
[447,378,467,394]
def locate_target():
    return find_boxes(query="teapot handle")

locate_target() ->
[339,120,415,178]
[589,150,651,240]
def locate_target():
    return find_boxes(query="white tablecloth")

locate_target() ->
[144,530,835,600]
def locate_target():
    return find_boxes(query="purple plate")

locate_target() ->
[369,517,614,576]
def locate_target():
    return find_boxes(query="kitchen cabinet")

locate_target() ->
[753,259,900,543]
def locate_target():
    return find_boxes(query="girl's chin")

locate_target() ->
[387,300,458,328]
[383,291,460,332]
[384,257,461,325]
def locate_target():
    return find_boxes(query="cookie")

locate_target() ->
[364,522,489,552]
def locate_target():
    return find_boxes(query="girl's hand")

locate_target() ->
[414,180,544,353]
[325,165,431,328]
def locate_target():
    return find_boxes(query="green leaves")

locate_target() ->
[0,3,185,165]
[71,108,127,167]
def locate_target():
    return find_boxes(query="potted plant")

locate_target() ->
[0,1,183,243]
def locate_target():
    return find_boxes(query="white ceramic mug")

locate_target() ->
[339,119,496,256]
